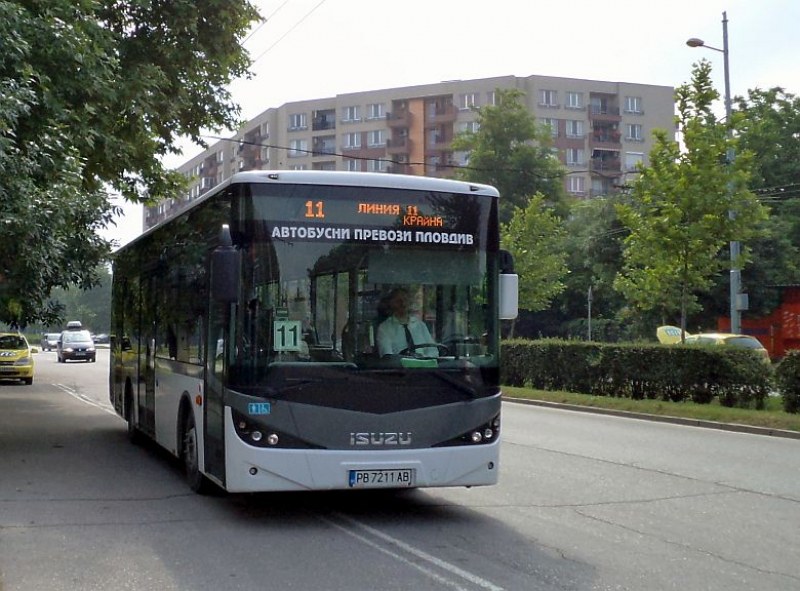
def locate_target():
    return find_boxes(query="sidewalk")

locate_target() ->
[505,396,800,440]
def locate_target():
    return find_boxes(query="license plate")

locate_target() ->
[348,469,416,488]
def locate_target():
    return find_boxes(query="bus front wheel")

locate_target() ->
[182,412,213,494]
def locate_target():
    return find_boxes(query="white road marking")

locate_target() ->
[325,512,505,591]
[55,384,117,416]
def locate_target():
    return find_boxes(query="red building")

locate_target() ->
[718,286,800,359]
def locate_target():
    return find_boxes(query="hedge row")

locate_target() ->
[500,339,773,410]
[774,350,800,413]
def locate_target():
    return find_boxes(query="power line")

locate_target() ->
[251,0,328,65]
[202,134,580,181]
[241,0,293,45]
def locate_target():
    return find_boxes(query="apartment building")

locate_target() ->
[145,74,674,229]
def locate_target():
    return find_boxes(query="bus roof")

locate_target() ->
[229,170,500,197]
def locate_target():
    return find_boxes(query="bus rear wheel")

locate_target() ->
[182,412,213,494]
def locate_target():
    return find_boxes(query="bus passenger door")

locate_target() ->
[203,301,228,485]
[139,275,157,437]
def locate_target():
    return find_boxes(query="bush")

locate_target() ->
[775,351,800,413]
[501,339,773,409]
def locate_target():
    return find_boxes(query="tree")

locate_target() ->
[451,88,567,223]
[0,0,259,327]
[501,194,569,336]
[554,196,629,341]
[614,60,767,340]
[727,87,800,314]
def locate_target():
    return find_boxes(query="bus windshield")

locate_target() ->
[224,182,498,391]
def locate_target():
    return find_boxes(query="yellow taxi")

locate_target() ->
[656,326,770,361]
[0,333,35,385]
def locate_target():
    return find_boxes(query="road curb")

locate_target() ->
[503,396,800,440]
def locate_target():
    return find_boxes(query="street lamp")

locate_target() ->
[687,11,744,334]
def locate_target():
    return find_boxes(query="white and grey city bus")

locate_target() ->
[110,171,518,493]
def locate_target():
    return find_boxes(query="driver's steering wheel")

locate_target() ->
[399,342,449,358]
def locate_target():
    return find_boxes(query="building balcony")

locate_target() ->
[590,131,622,149]
[312,137,337,156]
[589,105,621,122]
[386,111,411,128]
[387,163,412,175]
[312,110,336,131]
[426,104,457,123]
[590,157,622,173]
[386,136,412,154]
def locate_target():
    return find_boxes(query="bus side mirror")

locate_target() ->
[499,250,518,320]
[211,224,240,303]
[499,274,519,320]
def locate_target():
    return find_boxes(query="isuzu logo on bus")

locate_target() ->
[350,432,412,446]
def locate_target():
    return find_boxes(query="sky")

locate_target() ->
[102,0,800,248]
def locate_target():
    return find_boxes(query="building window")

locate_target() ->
[459,93,478,110]
[539,89,558,107]
[367,103,385,119]
[486,91,496,106]
[566,148,584,166]
[458,120,480,134]
[345,158,360,172]
[624,96,643,114]
[625,152,644,171]
[541,118,559,137]
[566,92,584,109]
[342,105,361,122]
[343,132,361,149]
[568,176,586,194]
[367,129,385,147]
[367,159,387,172]
[289,113,307,131]
[260,122,270,137]
[289,164,308,170]
[566,120,584,138]
[626,123,643,141]
[288,139,308,157]
[260,147,270,163]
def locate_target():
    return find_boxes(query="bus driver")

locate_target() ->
[376,287,438,357]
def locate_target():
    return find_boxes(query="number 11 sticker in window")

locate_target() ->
[273,320,302,352]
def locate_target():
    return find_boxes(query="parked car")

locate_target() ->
[656,325,770,361]
[0,332,35,384]
[57,329,96,363]
[40,332,60,351]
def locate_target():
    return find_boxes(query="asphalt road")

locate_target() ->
[1,350,799,590]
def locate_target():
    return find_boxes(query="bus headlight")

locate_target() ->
[434,414,500,447]
[232,409,323,449]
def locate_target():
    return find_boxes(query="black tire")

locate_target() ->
[23,377,33,385]
[182,412,213,494]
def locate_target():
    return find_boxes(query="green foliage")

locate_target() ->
[451,88,567,223]
[0,0,259,327]
[775,351,800,413]
[732,87,800,311]
[501,339,773,409]
[46,266,112,333]
[615,60,767,334]
[501,194,569,312]
[556,196,627,333]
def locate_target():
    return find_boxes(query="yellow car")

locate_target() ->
[656,326,769,361]
[0,333,35,384]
